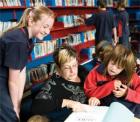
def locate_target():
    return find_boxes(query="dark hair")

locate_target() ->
[53,45,78,68]
[98,0,107,8]
[117,0,126,9]
[96,40,113,62]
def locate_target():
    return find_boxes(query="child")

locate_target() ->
[84,44,140,118]
[0,6,55,122]
[93,40,113,66]
[77,0,118,46]
[115,0,130,48]
[27,115,50,122]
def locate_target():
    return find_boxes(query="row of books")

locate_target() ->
[0,0,139,7]
[0,21,17,36]
[56,14,91,28]
[0,0,25,7]
[57,15,81,28]
[26,63,56,89]
[27,0,138,7]
[31,30,95,59]
[26,0,97,7]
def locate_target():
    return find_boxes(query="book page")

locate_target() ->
[65,104,109,122]
[103,102,134,122]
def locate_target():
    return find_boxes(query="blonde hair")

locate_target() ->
[96,40,113,62]
[104,44,136,85]
[53,45,78,68]
[4,6,55,33]
[27,115,49,122]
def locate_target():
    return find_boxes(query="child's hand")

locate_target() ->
[88,97,100,106]
[114,80,122,90]
[75,17,85,24]
[113,84,128,98]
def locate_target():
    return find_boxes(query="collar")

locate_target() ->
[96,63,105,74]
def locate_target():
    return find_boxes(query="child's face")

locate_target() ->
[31,14,54,40]
[107,60,124,76]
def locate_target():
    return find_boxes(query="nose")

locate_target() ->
[111,65,117,71]
[69,67,74,73]
[44,28,50,35]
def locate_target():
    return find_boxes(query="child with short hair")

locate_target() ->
[94,40,113,64]
[27,115,50,122]
[84,44,140,118]
[115,0,130,48]
[77,0,118,46]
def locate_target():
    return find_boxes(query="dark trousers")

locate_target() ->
[100,94,140,119]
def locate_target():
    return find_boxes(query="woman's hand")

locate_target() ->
[113,84,128,98]
[88,97,100,106]
[62,99,85,112]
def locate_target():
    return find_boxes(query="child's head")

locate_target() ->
[6,6,55,40]
[104,44,136,84]
[27,115,50,122]
[116,0,126,10]
[96,40,113,62]
[98,0,107,8]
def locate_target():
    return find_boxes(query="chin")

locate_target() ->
[37,36,44,40]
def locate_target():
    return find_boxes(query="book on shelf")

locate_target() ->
[64,102,134,122]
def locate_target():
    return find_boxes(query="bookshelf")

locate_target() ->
[0,2,97,70]
[1,0,139,81]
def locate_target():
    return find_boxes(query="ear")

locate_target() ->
[28,16,34,26]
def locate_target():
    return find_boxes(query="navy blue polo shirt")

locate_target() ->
[85,10,116,43]
[116,10,130,36]
[0,27,33,77]
[0,27,34,121]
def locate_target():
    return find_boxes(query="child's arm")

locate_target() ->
[113,27,118,46]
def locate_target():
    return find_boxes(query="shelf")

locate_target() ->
[50,6,98,16]
[27,40,95,69]
[0,6,26,9]
[51,25,95,39]
[73,40,95,53]
[27,54,53,70]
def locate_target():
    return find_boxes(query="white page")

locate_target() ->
[65,104,109,122]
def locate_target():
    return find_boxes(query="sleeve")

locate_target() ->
[31,78,63,114]
[84,68,115,99]
[4,42,28,70]
[125,74,140,104]
[85,14,96,25]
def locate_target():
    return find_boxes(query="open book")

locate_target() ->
[64,102,134,122]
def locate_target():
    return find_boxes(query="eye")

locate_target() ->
[43,24,49,29]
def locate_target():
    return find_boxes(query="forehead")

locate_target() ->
[39,14,54,25]
[62,58,77,66]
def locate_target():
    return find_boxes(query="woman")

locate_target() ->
[0,6,55,122]
[84,44,140,118]
[31,45,89,121]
